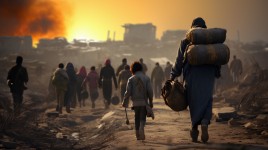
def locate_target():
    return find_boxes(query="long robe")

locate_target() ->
[171,38,218,127]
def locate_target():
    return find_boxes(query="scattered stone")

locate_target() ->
[101,111,115,121]
[213,107,237,121]
[261,130,268,136]
[228,118,242,126]
[47,111,59,117]
[56,132,63,139]
[244,122,256,129]
[2,141,17,149]
[71,132,79,140]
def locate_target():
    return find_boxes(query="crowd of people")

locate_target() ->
[6,17,245,144]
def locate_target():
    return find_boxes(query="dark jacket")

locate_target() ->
[7,65,28,93]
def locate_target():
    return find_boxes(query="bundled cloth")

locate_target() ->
[186,28,226,44]
[187,44,230,65]
[161,80,187,112]
[185,27,230,65]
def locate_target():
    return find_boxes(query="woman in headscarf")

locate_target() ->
[76,66,87,107]
[83,66,99,108]
[170,17,220,143]
[99,59,118,109]
[65,62,77,112]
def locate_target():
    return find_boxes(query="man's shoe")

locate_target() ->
[201,125,209,143]
[190,129,199,142]
[135,130,140,140]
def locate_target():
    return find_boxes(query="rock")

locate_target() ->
[261,130,268,136]
[2,141,17,149]
[244,122,256,129]
[56,132,63,139]
[213,107,237,121]
[228,118,242,126]
[47,111,59,117]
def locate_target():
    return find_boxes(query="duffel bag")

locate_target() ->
[186,43,230,65]
[161,80,187,112]
[186,28,226,44]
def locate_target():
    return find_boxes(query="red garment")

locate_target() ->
[105,59,111,66]
[86,70,99,90]
[78,66,87,78]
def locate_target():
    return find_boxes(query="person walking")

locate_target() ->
[52,63,69,114]
[116,58,128,76]
[118,65,132,102]
[83,66,99,108]
[164,61,172,81]
[122,61,153,140]
[170,17,221,143]
[65,62,77,112]
[151,62,164,98]
[76,66,87,107]
[139,58,148,74]
[229,55,243,83]
[7,56,29,114]
[99,59,118,109]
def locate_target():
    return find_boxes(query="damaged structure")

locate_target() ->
[0,36,32,51]
[122,23,156,44]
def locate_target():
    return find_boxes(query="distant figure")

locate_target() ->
[65,62,77,112]
[76,66,87,107]
[118,65,132,102]
[164,61,172,81]
[48,68,56,102]
[170,17,221,143]
[83,66,99,108]
[151,62,165,98]
[122,61,153,140]
[116,58,128,76]
[99,59,118,109]
[52,63,69,114]
[139,58,148,74]
[7,56,29,114]
[229,55,243,83]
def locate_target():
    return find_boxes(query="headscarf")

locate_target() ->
[105,59,111,66]
[78,66,87,78]
[191,17,207,28]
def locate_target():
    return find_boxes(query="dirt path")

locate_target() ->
[96,99,268,150]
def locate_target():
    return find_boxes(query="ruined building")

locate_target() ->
[161,30,187,43]
[122,23,156,44]
[0,36,32,51]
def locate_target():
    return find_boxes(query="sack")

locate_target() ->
[186,44,230,65]
[146,105,154,120]
[186,28,226,44]
[111,94,120,105]
[161,80,187,111]
[81,90,89,99]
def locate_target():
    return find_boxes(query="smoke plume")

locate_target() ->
[0,0,69,43]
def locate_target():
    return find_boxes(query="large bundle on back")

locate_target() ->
[185,27,230,65]
[187,44,230,65]
[161,80,187,112]
[186,28,226,44]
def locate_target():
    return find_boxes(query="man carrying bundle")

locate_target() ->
[170,17,228,143]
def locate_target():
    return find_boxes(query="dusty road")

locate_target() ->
[51,98,268,150]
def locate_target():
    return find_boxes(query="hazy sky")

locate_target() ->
[66,0,267,42]
[3,0,260,42]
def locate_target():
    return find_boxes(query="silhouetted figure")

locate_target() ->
[7,56,28,114]
[52,63,69,114]
[116,58,128,76]
[170,17,221,143]
[230,55,243,83]
[139,58,148,74]
[65,62,77,112]
[164,61,172,81]
[76,66,87,107]
[48,68,56,102]
[99,59,118,109]
[118,65,132,102]
[122,61,153,140]
[151,62,164,98]
[83,66,99,109]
